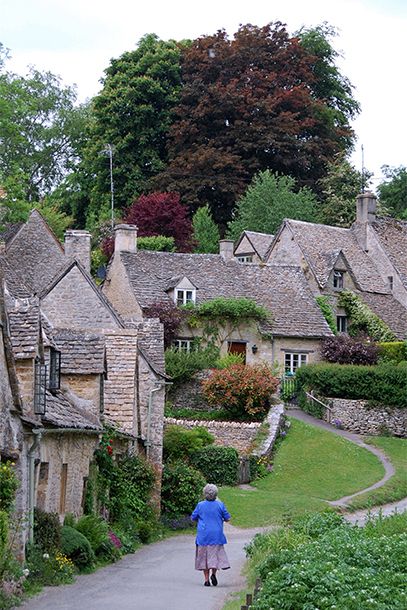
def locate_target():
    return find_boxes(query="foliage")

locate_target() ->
[164,345,219,383]
[163,425,214,462]
[25,546,75,586]
[164,405,232,421]
[0,511,8,557]
[320,334,378,365]
[338,290,396,341]
[202,364,279,420]
[155,22,358,226]
[377,341,407,364]
[161,461,206,517]
[377,165,407,219]
[108,455,156,523]
[295,362,407,408]
[315,295,337,334]
[0,462,19,513]
[227,170,319,239]
[192,204,220,253]
[249,513,407,610]
[190,445,239,486]
[60,525,95,570]
[144,300,186,348]
[74,515,109,553]
[137,235,176,252]
[214,352,245,368]
[33,509,61,552]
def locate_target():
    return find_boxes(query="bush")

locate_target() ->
[164,345,219,384]
[321,334,378,365]
[190,446,239,486]
[60,525,95,570]
[108,456,156,523]
[75,515,109,553]
[25,546,75,586]
[161,461,205,518]
[202,364,278,420]
[163,425,214,462]
[0,462,19,514]
[378,341,407,363]
[214,352,245,368]
[0,511,9,558]
[33,509,61,552]
[295,362,407,408]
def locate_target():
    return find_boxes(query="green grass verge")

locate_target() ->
[347,436,407,511]
[219,418,385,527]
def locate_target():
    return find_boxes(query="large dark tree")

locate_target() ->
[155,22,359,227]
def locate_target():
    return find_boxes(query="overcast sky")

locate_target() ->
[1,0,406,186]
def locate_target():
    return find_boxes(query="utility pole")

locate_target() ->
[361,144,365,193]
[107,143,115,230]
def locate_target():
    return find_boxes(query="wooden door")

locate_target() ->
[227,341,247,364]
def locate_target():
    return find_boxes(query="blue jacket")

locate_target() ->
[191,499,231,546]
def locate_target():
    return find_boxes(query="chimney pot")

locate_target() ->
[356,191,377,224]
[64,230,91,273]
[114,224,138,254]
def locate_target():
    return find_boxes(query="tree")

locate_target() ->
[192,205,220,253]
[227,170,319,239]
[155,22,359,226]
[377,166,407,219]
[0,47,86,202]
[124,192,193,251]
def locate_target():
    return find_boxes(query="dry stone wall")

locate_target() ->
[325,398,407,437]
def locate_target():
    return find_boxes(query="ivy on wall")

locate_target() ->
[316,296,337,335]
[338,291,396,342]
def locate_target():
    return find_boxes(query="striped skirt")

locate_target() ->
[195,544,231,571]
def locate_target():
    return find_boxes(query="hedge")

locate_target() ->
[295,362,407,408]
[190,445,240,486]
[378,341,407,364]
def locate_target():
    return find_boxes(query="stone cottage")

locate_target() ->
[103,225,333,375]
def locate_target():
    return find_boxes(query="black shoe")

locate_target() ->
[204,581,211,587]
[210,574,218,586]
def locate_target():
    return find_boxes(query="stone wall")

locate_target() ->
[168,370,212,411]
[324,398,407,437]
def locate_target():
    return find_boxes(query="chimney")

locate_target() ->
[356,191,377,224]
[219,239,234,261]
[64,230,91,273]
[114,224,138,254]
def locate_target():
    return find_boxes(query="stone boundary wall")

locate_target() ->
[324,398,407,437]
[167,370,212,411]
[164,404,285,455]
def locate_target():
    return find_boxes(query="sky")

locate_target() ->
[1,0,406,187]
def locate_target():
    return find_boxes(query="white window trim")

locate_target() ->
[333,270,344,290]
[173,338,194,353]
[236,255,253,263]
[284,352,308,374]
[336,315,348,334]
[175,288,196,306]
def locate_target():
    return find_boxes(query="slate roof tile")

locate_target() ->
[43,390,102,430]
[372,218,407,289]
[51,329,106,374]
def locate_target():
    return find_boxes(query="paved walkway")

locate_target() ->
[18,524,267,610]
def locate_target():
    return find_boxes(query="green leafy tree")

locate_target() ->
[192,204,220,253]
[137,235,175,251]
[227,170,319,239]
[377,165,407,219]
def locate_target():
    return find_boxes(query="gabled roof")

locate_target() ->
[271,219,389,294]
[51,328,106,375]
[0,256,32,299]
[360,292,407,340]
[371,218,407,290]
[119,250,332,339]
[43,389,102,431]
[235,230,274,260]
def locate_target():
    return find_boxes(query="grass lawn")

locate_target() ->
[219,418,385,527]
[347,435,407,511]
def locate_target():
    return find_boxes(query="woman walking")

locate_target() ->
[191,483,231,587]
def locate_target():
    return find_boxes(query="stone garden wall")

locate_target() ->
[324,398,407,437]
[167,370,212,411]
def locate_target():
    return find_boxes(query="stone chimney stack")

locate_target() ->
[64,230,91,273]
[219,239,235,261]
[356,191,377,224]
[114,224,138,254]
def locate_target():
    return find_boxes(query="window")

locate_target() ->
[34,357,47,415]
[237,255,253,263]
[336,315,347,333]
[284,352,307,374]
[173,339,193,353]
[175,289,195,306]
[388,276,394,291]
[333,270,344,290]
[48,348,61,392]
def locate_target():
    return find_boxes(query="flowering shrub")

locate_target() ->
[202,364,278,420]
[25,547,75,586]
[321,334,378,365]
[0,462,19,514]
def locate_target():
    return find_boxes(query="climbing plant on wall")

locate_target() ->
[316,296,337,335]
[338,291,395,342]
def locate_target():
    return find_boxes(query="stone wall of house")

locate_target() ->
[61,374,101,417]
[15,359,34,415]
[324,398,407,437]
[36,432,100,518]
[41,266,119,330]
[102,254,143,321]
[164,417,261,454]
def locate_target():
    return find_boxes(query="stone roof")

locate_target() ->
[360,292,407,340]
[0,256,32,299]
[51,329,106,374]
[236,231,274,260]
[277,219,389,294]
[120,251,332,338]
[0,223,23,244]
[7,299,40,359]
[371,218,407,290]
[43,389,102,430]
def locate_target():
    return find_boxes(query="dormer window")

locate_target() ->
[176,289,195,306]
[237,255,253,263]
[48,348,61,392]
[333,270,344,290]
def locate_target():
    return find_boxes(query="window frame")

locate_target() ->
[173,338,194,353]
[175,289,196,307]
[48,348,61,392]
[336,315,348,334]
[333,270,344,290]
[34,356,47,415]
[236,255,253,263]
[284,352,308,375]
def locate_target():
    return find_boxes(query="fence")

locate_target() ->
[241,579,261,609]
[280,375,298,402]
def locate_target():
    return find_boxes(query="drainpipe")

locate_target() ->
[146,382,172,460]
[28,430,42,544]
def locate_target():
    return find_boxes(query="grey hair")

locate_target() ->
[203,484,218,501]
